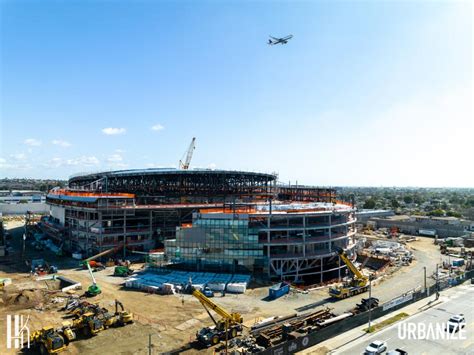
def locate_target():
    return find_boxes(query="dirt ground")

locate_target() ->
[0,223,446,354]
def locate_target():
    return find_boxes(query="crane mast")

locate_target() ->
[179,137,196,170]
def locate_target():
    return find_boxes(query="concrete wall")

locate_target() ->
[0,202,50,215]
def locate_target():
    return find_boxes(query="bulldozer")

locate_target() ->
[29,326,67,354]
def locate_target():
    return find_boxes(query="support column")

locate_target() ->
[320,258,323,283]
[123,210,127,259]
[329,214,332,253]
[303,215,306,258]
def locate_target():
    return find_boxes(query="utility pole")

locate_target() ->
[423,266,427,294]
[435,263,440,300]
[368,275,374,331]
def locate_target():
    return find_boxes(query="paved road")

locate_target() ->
[335,284,474,355]
[300,238,447,315]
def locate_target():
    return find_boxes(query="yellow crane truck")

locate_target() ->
[329,247,370,299]
[192,288,243,346]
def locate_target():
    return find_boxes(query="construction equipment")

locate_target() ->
[80,243,124,268]
[192,288,243,346]
[179,137,196,170]
[29,326,67,354]
[114,265,133,277]
[329,247,370,299]
[85,261,101,297]
[113,299,134,326]
[72,312,104,337]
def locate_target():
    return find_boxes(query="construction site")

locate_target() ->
[0,142,473,354]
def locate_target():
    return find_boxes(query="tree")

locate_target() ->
[428,209,445,217]
[446,211,462,218]
[363,198,376,209]
[391,199,400,208]
[403,195,413,204]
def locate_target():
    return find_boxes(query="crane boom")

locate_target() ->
[179,137,196,170]
[192,289,242,324]
[86,261,97,286]
[335,247,367,281]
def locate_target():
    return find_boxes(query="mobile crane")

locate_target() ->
[329,247,370,299]
[192,288,243,346]
[179,137,196,170]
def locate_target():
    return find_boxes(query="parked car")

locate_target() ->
[202,287,214,298]
[365,340,387,354]
[386,349,408,355]
[446,314,466,332]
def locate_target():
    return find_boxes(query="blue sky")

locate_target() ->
[0,0,472,187]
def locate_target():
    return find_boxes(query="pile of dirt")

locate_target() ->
[2,286,46,308]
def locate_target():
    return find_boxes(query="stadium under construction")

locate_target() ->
[42,168,356,281]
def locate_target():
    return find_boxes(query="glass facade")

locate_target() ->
[168,215,264,273]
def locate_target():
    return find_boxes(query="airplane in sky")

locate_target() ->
[268,35,293,45]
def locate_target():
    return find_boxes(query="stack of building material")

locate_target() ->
[226,274,251,293]
[123,270,251,294]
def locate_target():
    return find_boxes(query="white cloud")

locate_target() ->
[107,154,123,163]
[10,153,27,160]
[46,157,64,168]
[66,156,100,167]
[42,156,100,168]
[52,139,71,147]
[115,149,125,153]
[102,127,126,135]
[208,163,217,170]
[0,157,31,170]
[151,124,164,132]
[24,138,42,146]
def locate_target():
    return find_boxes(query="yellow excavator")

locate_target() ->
[192,288,243,346]
[329,247,370,299]
[98,300,134,328]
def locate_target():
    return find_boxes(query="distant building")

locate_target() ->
[370,215,474,238]
[355,209,394,225]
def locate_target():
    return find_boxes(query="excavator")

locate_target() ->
[192,288,243,346]
[329,247,370,299]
